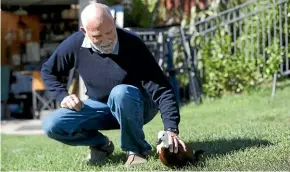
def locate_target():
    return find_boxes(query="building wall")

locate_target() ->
[1,11,40,65]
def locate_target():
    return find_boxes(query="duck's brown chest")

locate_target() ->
[159,145,192,168]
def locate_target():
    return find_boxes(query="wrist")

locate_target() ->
[166,128,179,135]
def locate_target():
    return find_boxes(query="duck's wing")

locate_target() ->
[188,149,205,164]
[161,146,190,167]
[193,149,204,160]
[182,144,205,163]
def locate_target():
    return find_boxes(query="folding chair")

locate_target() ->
[31,71,56,119]
[31,69,76,119]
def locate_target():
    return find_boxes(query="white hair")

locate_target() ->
[81,1,113,29]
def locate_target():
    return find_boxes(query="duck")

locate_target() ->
[156,130,204,168]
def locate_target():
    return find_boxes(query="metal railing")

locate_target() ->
[128,0,289,104]
[126,25,202,104]
[185,0,289,96]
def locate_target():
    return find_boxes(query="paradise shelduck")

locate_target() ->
[156,131,204,168]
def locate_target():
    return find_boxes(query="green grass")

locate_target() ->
[2,84,290,171]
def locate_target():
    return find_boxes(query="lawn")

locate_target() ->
[1,83,290,171]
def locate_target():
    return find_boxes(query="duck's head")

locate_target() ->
[156,130,169,146]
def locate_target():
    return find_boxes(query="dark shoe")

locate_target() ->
[124,151,147,167]
[142,150,151,159]
[86,140,114,165]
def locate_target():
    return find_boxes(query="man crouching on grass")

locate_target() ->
[41,2,186,167]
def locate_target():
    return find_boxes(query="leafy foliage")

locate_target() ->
[106,0,289,99]
[198,29,283,97]
[189,0,290,98]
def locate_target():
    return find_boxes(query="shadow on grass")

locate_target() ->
[105,148,160,165]
[107,152,127,164]
[173,138,274,169]
[187,138,274,158]
[90,138,273,168]
[86,152,127,168]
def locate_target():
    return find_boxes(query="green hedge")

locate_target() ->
[198,30,283,97]
[188,1,290,98]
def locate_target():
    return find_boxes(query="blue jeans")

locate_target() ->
[42,84,158,154]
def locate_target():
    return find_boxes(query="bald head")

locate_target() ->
[81,2,114,28]
[80,2,117,54]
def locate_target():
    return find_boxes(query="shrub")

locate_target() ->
[198,28,283,98]
[189,1,289,98]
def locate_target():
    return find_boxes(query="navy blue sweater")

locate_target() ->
[41,28,180,130]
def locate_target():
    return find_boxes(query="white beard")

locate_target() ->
[87,33,118,54]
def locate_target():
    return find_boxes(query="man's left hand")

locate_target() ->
[167,131,187,153]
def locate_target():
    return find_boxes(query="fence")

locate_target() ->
[185,0,289,97]
[127,25,202,104]
[129,0,289,104]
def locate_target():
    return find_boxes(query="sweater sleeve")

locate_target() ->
[138,40,180,131]
[41,36,76,103]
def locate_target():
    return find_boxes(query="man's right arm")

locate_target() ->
[41,38,76,103]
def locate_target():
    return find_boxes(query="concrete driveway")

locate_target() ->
[1,110,51,135]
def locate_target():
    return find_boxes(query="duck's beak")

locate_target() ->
[156,138,162,145]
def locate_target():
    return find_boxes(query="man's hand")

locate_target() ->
[60,94,83,111]
[167,131,187,153]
